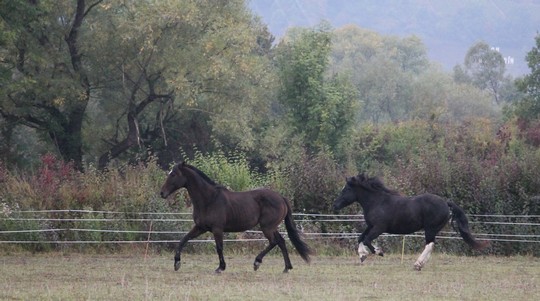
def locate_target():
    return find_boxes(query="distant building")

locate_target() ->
[491,46,514,65]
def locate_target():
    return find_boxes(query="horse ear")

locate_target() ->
[347,176,358,186]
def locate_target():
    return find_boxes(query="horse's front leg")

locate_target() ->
[212,229,226,273]
[357,226,372,263]
[175,226,206,271]
[359,228,384,263]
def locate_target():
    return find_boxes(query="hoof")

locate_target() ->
[282,268,290,273]
[254,260,261,271]
[215,268,224,274]
[414,263,422,271]
[360,255,368,263]
[174,260,181,271]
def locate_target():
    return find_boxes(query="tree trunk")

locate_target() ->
[98,112,140,170]
[49,106,86,171]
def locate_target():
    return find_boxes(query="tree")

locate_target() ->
[330,25,429,124]
[461,41,506,104]
[275,23,356,154]
[0,0,103,170]
[129,0,277,166]
[514,34,540,121]
[1,0,277,170]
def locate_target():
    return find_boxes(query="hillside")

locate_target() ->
[249,0,540,76]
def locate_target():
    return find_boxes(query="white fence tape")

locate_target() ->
[1,210,538,244]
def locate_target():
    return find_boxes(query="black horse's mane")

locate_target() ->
[180,162,228,189]
[357,174,400,195]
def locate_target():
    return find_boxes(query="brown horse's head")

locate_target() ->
[160,162,188,198]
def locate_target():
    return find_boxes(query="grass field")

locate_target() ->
[0,251,538,300]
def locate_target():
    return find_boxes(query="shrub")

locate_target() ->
[186,148,273,191]
[2,119,539,256]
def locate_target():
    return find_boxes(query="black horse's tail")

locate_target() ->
[448,201,489,250]
[284,199,313,263]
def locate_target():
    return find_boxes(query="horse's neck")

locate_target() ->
[358,194,381,212]
[184,169,219,207]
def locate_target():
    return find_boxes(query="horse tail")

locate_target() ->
[447,201,489,250]
[284,198,313,263]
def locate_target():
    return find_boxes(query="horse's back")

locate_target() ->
[411,193,447,207]
[410,193,451,224]
[381,193,450,234]
[221,188,288,231]
[226,188,285,206]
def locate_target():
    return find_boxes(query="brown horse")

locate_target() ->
[333,173,489,270]
[160,162,312,273]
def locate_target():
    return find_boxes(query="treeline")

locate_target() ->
[2,0,529,171]
[0,122,538,255]
[1,1,540,255]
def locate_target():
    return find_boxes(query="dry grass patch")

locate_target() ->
[0,253,538,300]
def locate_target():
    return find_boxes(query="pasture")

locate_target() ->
[0,252,537,300]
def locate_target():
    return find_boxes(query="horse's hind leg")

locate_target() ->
[414,219,447,271]
[255,230,293,273]
[414,242,435,271]
[414,230,439,271]
[273,231,293,273]
[212,229,226,273]
[254,231,278,271]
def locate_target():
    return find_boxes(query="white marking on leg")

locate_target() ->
[358,242,369,263]
[414,242,435,271]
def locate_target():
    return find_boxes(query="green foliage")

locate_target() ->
[273,150,342,213]
[0,209,51,252]
[0,0,100,169]
[1,121,540,255]
[458,41,507,104]
[186,148,272,191]
[275,23,356,154]
[0,153,176,251]
[1,4,540,256]
[331,25,431,124]
[514,34,540,121]
[336,119,540,255]
[0,0,278,170]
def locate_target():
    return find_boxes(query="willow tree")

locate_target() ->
[88,0,277,168]
[1,0,277,169]
[0,0,103,170]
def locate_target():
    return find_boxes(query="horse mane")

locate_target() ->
[357,174,400,195]
[181,163,228,190]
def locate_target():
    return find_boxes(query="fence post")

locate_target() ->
[144,220,153,261]
[401,235,406,265]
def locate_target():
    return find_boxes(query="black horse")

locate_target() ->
[160,162,312,273]
[333,173,489,270]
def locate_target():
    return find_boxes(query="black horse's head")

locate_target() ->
[160,162,189,198]
[333,174,367,211]
[333,173,398,211]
